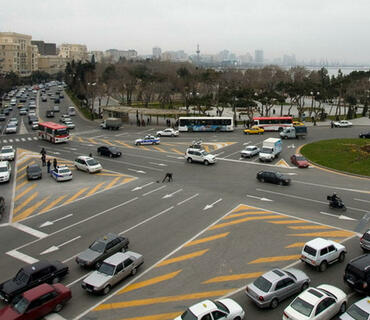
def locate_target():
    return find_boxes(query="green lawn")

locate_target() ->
[301,139,370,176]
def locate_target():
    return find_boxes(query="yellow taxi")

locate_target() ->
[293,121,305,126]
[244,125,264,135]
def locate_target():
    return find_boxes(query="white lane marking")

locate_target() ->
[149,162,167,166]
[177,193,199,206]
[118,206,174,235]
[27,137,32,141]
[44,313,68,320]
[218,157,289,168]
[167,155,184,160]
[293,180,370,195]
[243,141,251,145]
[132,182,154,191]
[7,249,39,264]
[354,198,370,204]
[142,185,166,196]
[203,198,223,210]
[246,194,273,202]
[66,271,93,287]
[33,137,38,140]
[320,212,357,221]
[9,139,13,142]
[162,189,183,199]
[214,151,225,157]
[15,138,20,142]
[40,213,73,228]
[222,150,243,159]
[115,132,129,137]
[3,139,7,143]
[127,168,146,174]
[40,236,81,255]
[12,223,48,239]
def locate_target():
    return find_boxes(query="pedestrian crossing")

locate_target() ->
[0,135,38,144]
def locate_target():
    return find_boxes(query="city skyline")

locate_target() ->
[1,0,370,64]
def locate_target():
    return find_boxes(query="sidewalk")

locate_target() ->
[304,117,370,127]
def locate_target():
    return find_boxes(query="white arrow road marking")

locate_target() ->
[243,141,251,145]
[203,198,223,211]
[40,213,73,228]
[142,185,166,196]
[288,144,296,149]
[354,198,370,204]
[177,194,199,206]
[63,147,78,151]
[128,168,146,174]
[214,151,224,157]
[167,155,185,160]
[320,212,357,221]
[40,236,81,255]
[49,151,61,155]
[149,162,167,166]
[162,189,183,199]
[284,172,298,175]
[132,182,154,191]
[246,195,273,202]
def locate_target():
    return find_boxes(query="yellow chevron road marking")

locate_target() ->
[104,177,121,190]
[267,220,307,224]
[171,148,183,155]
[17,161,35,173]
[118,270,182,295]
[101,139,114,146]
[87,138,98,144]
[223,211,271,219]
[288,225,333,230]
[203,145,210,153]
[184,232,230,247]
[77,137,84,143]
[231,205,255,213]
[276,159,290,168]
[85,183,105,197]
[156,249,209,267]
[65,188,89,204]
[203,271,264,283]
[14,192,38,214]
[209,215,285,230]
[40,195,68,213]
[249,255,301,264]
[118,312,181,320]
[138,145,150,150]
[16,173,27,181]
[15,184,37,201]
[15,180,29,191]
[13,196,50,222]
[115,141,135,149]
[95,172,125,176]
[161,142,177,146]
[16,157,34,167]
[94,289,234,311]
[288,231,355,238]
[285,242,306,248]
[120,177,136,184]
[153,146,166,152]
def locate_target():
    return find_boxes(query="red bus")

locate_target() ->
[38,122,69,143]
[253,116,293,132]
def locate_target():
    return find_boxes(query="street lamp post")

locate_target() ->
[87,82,96,120]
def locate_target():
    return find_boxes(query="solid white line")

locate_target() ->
[118,206,174,235]
[293,180,370,195]
[354,198,370,204]
[66,271,93,287]
[142,185,166,196]
[44,313,68,320]
[7,249,39,264]
[320,211,339,218]
[114,132,129,137]
[58,236,81,248]
[218,157,290,168]
[12,223,48,239]
[222,150,242,159]
[177,194,199,206]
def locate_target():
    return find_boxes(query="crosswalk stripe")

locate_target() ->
[17,161,35,173]
[85,182,105,197]
[285,242,306,248]
[40,195,68,213]
[203,271,264,283]
[156,249,208,267]
[13,196,50,222]
[16,173,27,181]
[3,139,7,143]
[16,138,20,142]
[27,137,31,141]
[249,255,301,264]
[104,177,121,190]
[9,139,13,142]
[33,137,38,140]
[15,184,37,201]
[171,148,183,155]
[209,215,285,230]
[87,138,98,144]
[65,188,89,204]
[14,192,38,214]
[22,138,27,141]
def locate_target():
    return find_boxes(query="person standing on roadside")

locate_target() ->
[53,158,57,170]
[40,148,46,156]
[47,160,51,173]
[331,120,334,128]
[41,154,46,166]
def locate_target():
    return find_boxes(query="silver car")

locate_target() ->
[241,145,260,158]
[81,251,144,295]
[246,268,310,309]
[360,229,370,251]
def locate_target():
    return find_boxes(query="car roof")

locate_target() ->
[349,254,370,270]
[189,300,216,316]
[98,233,119,244]
[104,252,131,265]
[21,260,54,275]
[1,146,13,150]
[304,238,331,249]
[56,165,69,169]
[297,287,326,305]
[77,156,94,161]
[353,297,370,313]
[261,269,287,283]
[22,283,54,300]
[0,161,9,167]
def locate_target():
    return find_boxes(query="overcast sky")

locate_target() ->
[1,0,370,63]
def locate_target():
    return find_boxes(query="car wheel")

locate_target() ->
[204,160,209,166]
[270,298,279,309]
[301,282,309,292]
[103,285,111,295]
[131,267,137,276]
[136,142,140,146]
[54,303,64,313]
[233,317,241,320]
[187,157,192,163]
[260,178,264,183]
[52,277,60,284]
[340,302,347,314]
[279,181,284,186]
[171,134,174,137]
[109,153,113,158]
[319,261,328,272]
[339,252,345,262]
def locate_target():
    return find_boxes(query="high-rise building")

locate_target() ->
[254,49,264,64]
[105,49,137,62]
[31,40,56,55]
[59,43,88,62]
[152,47,162,59]
[0,32,39,76]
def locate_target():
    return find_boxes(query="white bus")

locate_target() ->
[253,116,293,132]
[178,117,234,132]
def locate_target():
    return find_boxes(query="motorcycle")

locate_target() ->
[327,195,346,211]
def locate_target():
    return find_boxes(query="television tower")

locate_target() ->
[196,44,200,64]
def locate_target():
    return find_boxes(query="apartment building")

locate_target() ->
[38,55,67,74]
[59,43,88,62]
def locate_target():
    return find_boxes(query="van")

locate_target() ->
[68,106,76,116]
[343,254,370,294]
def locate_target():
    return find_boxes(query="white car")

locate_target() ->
[175,299,245,320]
[156,128,179,137]
[74,156,102,173]
[300,237,346,272]
[65,121,75,129]
[334,120,352,127]
[31,121,39,130]
[51,165,73,182]
[241,145,260,158]
[9,118,18,125]
[340,297,370,320]
[283,284,347,320]
[185,147,216,165]
[5,123,17,134]
[0,161,11,183]
[0,146,15,161]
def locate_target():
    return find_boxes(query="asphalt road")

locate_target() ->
[0,89,369,320]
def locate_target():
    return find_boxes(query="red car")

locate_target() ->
[0,283,71,320]
[290,154,309,168]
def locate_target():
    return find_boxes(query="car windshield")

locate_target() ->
[109,147,118,152]
[11,296,29,314]
[98,262,115,276]
[28,166,40,173]
[7,124,16,128]
[86,159,99,166]
[346,304,369,320]
[0,167,9,172]
[261,147,272,154]
[290,297,314,317]
[180,309,197,320]
[363,232,370,241]
[284,271,297,281]
[253,276,272,292]
[200,151,209,156]
[246,147,255,151]
[1,148,12,153]
[55,128,68,136]
[14,270,29,283]
[89,240,106,252]
[295,156,306,161]
[214,300,229,313]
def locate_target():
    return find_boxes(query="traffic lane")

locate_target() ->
[230,235,364,320]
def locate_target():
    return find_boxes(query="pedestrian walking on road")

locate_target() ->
[162,172,173,183]
[53,158,57,170]
[47,160,51,173]
[330,121,334,128]
[40,148,46,156]
[41,154,46,167]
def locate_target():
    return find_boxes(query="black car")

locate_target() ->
[0,260,69,303]
[359,131,370,139]
[0,113,6,121]
[54,98,60,104]
[256,171,291,185]
[4,109,10,115]
[46,110,54,118]
[28,115,38,124]
[26,164,42,180]
[97,146,122,158]
[343,254,370,294]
